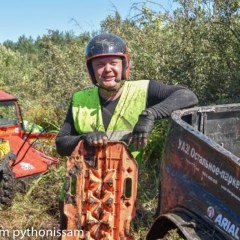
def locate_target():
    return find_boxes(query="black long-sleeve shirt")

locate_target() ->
[56,80,198,156]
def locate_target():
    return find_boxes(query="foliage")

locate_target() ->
[1,0,239,126]
[0,0,239,238]
[99,0,240,105]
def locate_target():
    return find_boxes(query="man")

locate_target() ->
[55,33,198,230]
[56,33,198,159]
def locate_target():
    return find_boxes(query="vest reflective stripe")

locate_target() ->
[72,80,149,139]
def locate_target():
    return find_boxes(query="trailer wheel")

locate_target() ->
[0,164,16,207]
[0,167,44,207]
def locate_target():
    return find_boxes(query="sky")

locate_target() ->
[0,0,175,43]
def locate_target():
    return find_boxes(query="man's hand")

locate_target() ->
[129,110,155,150]
[84,131,108,147]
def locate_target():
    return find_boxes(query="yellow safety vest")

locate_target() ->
[72,80,149,162]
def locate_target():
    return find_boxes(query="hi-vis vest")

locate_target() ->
[72,80,149,161]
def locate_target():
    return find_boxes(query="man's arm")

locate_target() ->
[55,103,108,156]
[55,104,82,156]
[146,80,198,119]
[130,80,198,149]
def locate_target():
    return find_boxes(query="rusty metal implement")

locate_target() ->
[63,140,138,240]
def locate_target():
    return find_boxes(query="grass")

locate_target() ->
[0,164,64,240]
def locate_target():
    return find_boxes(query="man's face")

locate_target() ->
[91,56,122,90]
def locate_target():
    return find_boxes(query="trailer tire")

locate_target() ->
[0,164,16,207]
[0,166,44,207]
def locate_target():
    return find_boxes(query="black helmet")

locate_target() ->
[85,33,130,85]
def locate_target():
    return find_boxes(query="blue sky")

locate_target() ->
[0,0,175,43]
